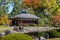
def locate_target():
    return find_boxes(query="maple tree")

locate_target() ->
[53,14,60,23]
[23,0,40,9]
[0,14,11,26]
[52,14,60,27]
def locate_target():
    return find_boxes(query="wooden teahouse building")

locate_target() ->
[10,10,39,26]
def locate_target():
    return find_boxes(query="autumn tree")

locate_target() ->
[0,0,10,25]
[0,4,11,26]
[52,14,60,27]
[22,0,60,27]
[23,0,40,9]
[0,0,59,27]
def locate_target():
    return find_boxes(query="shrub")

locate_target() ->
[48,30,60,38]
[0,36,2,40]
[56,29,60,32]
[24,24,29,27]
[1,33,33,40]
[33,24,38,27]
[38,32,50,38]
[38,32,46,37]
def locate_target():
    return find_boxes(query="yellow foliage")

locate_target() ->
[57,9,60,14]
[0,15,12,26]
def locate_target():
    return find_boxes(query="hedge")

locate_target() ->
[1,33,33,40]
[48,30,60,38]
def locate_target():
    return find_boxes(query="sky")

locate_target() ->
[7,2,14,14]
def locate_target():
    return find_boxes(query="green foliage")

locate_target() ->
[56,29,60,32]
[1,33,33,40]
[38,18,50,27]
[38,32,46,37]
[33,24,38,27]
[0,37,2,40]
[28,9,35,15]
[24,24,29,27]
[32,0,59,27]
[11,0,22,16]
[48,30,60,38]
[0,5,9,25]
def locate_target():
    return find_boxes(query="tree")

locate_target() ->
[52,14,60,27]
[0,0,59,27]
[11,0,22,16]
[0,5,11,25]
[23,0,40,9]
[0,0,13,26]
[22,0,59,27]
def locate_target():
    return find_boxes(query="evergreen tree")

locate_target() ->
[11,0,22,16]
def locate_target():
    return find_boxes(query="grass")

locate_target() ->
[0,25,8,28]
[0,25,13,33]
[48,38,60,40]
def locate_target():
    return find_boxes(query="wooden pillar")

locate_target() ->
[18,19,22,26]
[18,20,20,26]
[20,19,22,26]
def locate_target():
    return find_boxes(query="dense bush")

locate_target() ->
[38,32,46,37]
[1,33,33,40]
[56,29,60,32]
[48,30,60,38]
[0,36,2,40]
[38,30,60,38]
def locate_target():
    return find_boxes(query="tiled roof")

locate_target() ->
[13,14,39,19]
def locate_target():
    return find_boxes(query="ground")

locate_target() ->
[48,38,60,40]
